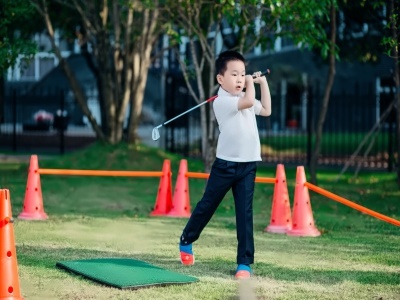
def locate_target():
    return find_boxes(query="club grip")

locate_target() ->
[206,95,218,102]
[252,69,270,78]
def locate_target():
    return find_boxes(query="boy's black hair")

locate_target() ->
[215,50,246,75]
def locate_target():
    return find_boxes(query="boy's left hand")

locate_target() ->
[252,71,267,84]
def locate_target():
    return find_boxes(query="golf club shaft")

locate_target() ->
[160,69,270,127]
[161,95,218,127]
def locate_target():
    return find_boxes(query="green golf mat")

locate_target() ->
[56,258,198,289]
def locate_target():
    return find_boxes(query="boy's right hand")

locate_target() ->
[244,75,254,88]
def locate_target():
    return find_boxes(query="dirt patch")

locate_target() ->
[0,154,32,163]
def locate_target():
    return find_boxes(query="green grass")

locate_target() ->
[1,142,400,299]
[261,132,391,156]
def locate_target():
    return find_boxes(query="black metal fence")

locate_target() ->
[2,78,397,171]
[1,88,96,154]
[164,74,397,171]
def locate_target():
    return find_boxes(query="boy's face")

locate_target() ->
[216,60,246,95]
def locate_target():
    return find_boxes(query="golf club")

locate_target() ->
[152,69,270,141]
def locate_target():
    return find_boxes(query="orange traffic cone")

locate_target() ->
[167,159,191,218]
[0,189,24,300]
[18,155,48,220]
[264,164,292,234]
[286,166,320,237]
[150,160,173,216]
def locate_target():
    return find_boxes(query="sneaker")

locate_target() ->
[179,244,194,265]
[235,264,251,279]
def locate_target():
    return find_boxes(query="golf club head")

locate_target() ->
[152,127,160,141]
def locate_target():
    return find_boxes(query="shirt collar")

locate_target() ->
[217,87,242,97]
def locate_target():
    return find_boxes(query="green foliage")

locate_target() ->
[165,0,335,58]
[335,0,389,63]
[381,2,399,58]
[0,0,39,73]
[271,0,334,54]
[260,132,392,156]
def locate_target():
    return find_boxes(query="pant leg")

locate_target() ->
[232,162,257,265]
[180,158,236,245]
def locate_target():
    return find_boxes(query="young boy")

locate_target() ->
[179,50,271,279]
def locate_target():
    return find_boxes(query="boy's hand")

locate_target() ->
[252,71,267,84]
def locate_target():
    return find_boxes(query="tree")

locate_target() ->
[163,1,224,171]
[30,0,165,144]
[332,0,399,183]
[335,0,388,63]
[0,0,39,123]
[164,0,279,170]
[382,0,400,185]
[165,0,334,171]
[309,1,337,184]
[0,0,39,73]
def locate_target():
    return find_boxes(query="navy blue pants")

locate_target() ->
[180,158,257,265]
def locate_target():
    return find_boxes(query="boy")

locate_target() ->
[179,50,271,279]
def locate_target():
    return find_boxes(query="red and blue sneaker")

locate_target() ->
[235,264,251,279]
[179,243,194,265]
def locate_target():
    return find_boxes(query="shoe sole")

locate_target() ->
[235,270,251,279]
[180,252,195,265]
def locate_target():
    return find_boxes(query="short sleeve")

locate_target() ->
[253,100,262,115]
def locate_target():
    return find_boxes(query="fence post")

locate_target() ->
[307,81,316,167]
[388,120,394,172]
[59,90,65,155]
[12,89,17,152]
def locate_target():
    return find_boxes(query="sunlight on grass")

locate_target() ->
[2,142,399,299]
[261,144,300,155]
[14,217,400,300]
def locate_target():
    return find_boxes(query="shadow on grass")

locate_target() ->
[255,261,400,285]
[17,244,400,287]
[17,244,236,281]
[17,245,199,272]
[17,245,131,270]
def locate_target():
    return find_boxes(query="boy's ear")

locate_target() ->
[216,74,222,84]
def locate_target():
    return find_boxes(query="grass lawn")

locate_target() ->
[261,132,391,155]
[1,142,400,300]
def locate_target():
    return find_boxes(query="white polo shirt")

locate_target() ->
[213,87,262,162]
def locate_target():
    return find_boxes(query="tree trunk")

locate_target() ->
[200,64,218,172]
[0,76,4,125]
[126,7,159,144]
[309,2,337,184]
[200,104,217,172]
[127,56,151,144]
[204,122,217,172]
[58,56,105,140]
[92,28,126,145]
[80,43,108,133]
[389,0,400,186]
[37,2,105,140]
[100,72,117,143]
[96,35,118,143]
